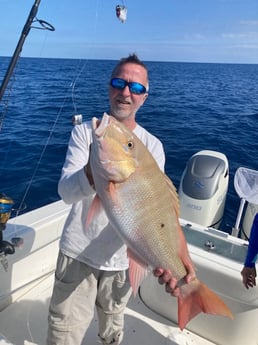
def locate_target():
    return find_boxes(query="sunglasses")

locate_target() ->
[110,78,147,95]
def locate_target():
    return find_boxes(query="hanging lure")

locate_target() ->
[116,5,127,23]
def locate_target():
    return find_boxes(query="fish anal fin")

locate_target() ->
[85,194,103,230]
[127,248,149,297]
[178,279,233,330]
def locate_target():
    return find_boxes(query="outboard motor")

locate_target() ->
[179,150,229,228]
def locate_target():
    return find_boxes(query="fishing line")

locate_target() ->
[71,60,90,115]
[15,31,100,216]
[71,0,101,114]
[9,0,118,217]
[15,86,72,218]
[0,18,53,129]
[0,65,18,132]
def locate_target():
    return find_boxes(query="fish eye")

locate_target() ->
[127,141,134,149]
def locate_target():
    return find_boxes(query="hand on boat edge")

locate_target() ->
[241,266,257,289]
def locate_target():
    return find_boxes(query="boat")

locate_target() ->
[0,167,258,345]
[1,1,258,344]
[0,148,257,345]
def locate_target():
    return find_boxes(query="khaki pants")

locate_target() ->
[47,251,132,345]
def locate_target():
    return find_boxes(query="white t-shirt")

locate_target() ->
[59,120,165,271]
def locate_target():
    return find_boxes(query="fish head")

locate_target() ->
[91,113,139,182]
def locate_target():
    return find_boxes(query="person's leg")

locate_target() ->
[96,270,132,345]
[47,251,98,344]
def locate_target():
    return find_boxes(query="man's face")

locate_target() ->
[109,62,148,122]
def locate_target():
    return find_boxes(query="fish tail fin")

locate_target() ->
[178,280,233,330]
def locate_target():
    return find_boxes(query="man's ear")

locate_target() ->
[142,92,148,104]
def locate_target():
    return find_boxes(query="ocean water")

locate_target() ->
[0,57,257,232]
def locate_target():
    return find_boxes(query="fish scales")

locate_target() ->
[115,164,185,275]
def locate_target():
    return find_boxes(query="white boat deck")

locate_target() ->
[1,200,258,345]
[0,272,214,345]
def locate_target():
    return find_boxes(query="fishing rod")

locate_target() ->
[0,0,55,258]
[0,0,55,102]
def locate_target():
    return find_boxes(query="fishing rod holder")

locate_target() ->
[0,239,15,256]
[72,114,83,126]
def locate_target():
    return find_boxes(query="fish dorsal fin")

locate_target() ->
[85,194,103,230]
[127,248,149,296]
[164,173,180,218]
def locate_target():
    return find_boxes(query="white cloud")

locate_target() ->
[221,32,258,39]
[240,20,258,26]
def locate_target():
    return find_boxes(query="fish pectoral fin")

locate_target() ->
[107,182,122,208]
[127,248,149,297]
[85,194,103,230]
[178,279,233,330]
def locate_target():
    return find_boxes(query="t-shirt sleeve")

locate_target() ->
[58,122,95,204]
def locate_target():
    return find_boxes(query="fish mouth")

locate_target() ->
[92,112,110,137]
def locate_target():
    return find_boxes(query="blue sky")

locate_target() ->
[0,0,258,63]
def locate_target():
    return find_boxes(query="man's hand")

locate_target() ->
[241,266,257,289]
[153,264,196,297]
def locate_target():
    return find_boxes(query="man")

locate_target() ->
[47,54,195,345]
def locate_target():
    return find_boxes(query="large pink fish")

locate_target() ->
[87,113,233,330]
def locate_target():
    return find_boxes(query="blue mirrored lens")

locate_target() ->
[129,82,146,94]
[111,78,126,89]
[110,78,146,94]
